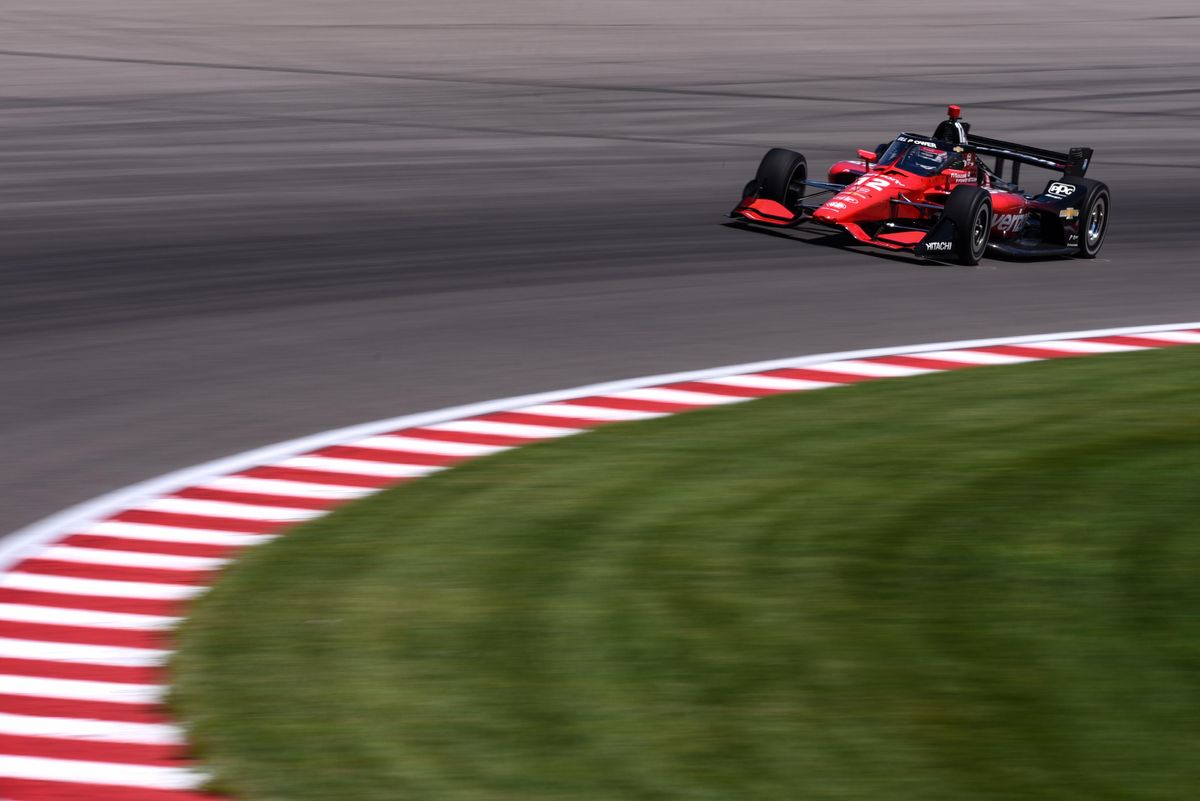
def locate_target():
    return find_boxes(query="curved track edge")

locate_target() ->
[2,321,1199,800]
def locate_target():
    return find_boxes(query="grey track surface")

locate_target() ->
[3,1,1198,536]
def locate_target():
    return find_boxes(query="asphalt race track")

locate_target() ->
[3,0,1198,538]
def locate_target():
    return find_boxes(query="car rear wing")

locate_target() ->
[966,134,1092,184]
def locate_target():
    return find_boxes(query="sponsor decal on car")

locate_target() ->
[1047,182,1076,197]
[992,213,1026,234]
[853,173,901,192]
[827,201,847,210]
[923,240,953,251]
[1059,207,1080,219]
[897,135,940,149]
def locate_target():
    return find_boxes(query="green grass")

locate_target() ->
[173,347,1200,801]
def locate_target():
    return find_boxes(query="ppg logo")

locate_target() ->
[1047,182,1076,197]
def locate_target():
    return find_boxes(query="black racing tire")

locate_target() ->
[1039,177,1110,258]
[741,179,759,199]
[755,148,807,209]
[1075,178,1110,258]
[942,186,992,266]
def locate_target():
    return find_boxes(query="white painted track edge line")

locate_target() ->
[4,320,1199,574]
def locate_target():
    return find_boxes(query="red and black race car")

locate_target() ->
[730,105,1109,265]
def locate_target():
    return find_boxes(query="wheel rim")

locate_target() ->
[1087,196,1107,248]
[972,205,990,253]
[786,165,807,206]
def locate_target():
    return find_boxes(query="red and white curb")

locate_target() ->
[1,321,1198,800]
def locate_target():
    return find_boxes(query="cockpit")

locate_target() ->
[876,134,953,177]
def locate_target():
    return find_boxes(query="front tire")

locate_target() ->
[942,186,992,265]
[755,148,807,210]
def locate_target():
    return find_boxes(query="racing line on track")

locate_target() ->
[1,322,1199,800]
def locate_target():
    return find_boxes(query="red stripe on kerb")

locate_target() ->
[1087,334,1185,348]
[762,367,873,383]
[0,695,168,724]
[171,487,339,512]
[393,427,537,447]
[869,354,981,371]
[0,620,165,650]
[661,381,783,398]
[473,411,600,428]
[239,466,399,489]
[0,733,185,767]
[0,778,217,801]
[0,589,182,618]
[560,396,697,413]
[111,510,284,535]
[315,445,462,467]
[14,560,210,587]
[60,535,238,560]
[974,344,1076,359]
[0,657,159,685]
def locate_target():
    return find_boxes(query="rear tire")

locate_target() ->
[942,186,992,265]
[1039,177,1110,258]
[755,148,807,209]
[1075,179,1110,258]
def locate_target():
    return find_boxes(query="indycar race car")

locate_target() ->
[730,105,1109,265]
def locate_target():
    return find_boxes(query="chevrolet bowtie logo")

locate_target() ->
[1059,208,1080,219]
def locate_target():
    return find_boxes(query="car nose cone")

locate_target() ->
[814,199,851,223]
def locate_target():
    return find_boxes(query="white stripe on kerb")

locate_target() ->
[0,712,185,745]
[82,521,273,547]
[202,476,372,501]
[39,545,227,573]
[803,359,937,377]
[908,349,1037,365]
[135,498,319,523]
[1020,339,1145,353]
[425,420,582,438]
[0,604,179,631]
[1134,330,1200,344]
[350,435,509,457]
[0,674,163,704]
[0,637,168,668]
[1,572,203,601]
[277,455,441,478]
[605,387,748,406]
[703,374,840,391]
[0,754,205,790]
[512,403,666,422]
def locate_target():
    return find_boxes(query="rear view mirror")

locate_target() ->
[857,148,877,163]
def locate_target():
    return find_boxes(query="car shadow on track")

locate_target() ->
[720,221,1079,269]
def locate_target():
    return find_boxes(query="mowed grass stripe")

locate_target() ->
[173,347,1200,801]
